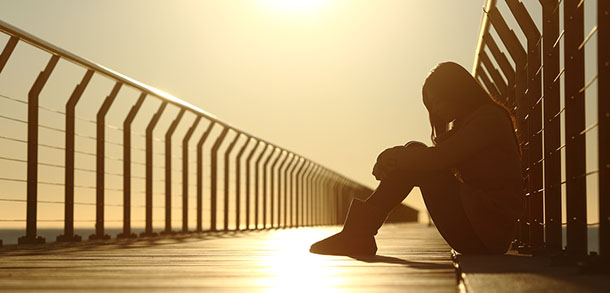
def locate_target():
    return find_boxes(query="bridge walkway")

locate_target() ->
[0,223,456,292]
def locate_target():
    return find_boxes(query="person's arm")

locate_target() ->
[434,127,455,144]
[376,106,512,175]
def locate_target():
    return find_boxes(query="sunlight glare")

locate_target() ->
[260,0,329,15]
[256,228,347,291]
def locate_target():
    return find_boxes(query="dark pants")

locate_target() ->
[365,142,489,254]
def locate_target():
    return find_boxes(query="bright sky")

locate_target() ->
[0,0,486,224]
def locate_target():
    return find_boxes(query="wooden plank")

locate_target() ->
[458,251,610,292]
[0,223,455,292]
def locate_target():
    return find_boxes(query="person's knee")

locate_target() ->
[404,141,427,148]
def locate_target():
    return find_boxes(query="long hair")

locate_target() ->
[422,62,520,154]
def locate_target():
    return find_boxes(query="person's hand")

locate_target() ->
[372,146,404,180]
[373,159,398,180]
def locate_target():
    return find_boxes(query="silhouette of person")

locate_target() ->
[310,62,523,255]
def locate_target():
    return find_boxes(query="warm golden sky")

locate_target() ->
[0,0,490,222]
[3,0,600,229]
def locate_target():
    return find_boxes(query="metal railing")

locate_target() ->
[472,0,608,258]
[0,20,373,245]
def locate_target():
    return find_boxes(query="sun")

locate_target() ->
[260,0,330,15]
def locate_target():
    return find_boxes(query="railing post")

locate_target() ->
[196,122,215,232]
[339,178,349,223]
[57,69,93,243]
[344,179,351,223]
[599,0,610,257]
[276,150,290,228]
[488,6,529,250]
[283,154,296,228]
[564,0,587,257]
[345,183,353,213]
[487,6,528,60]
[506,0,544,254]
[295,159,307,227]
[0,36,18,74]
[181,116,201,233]
[321,169,329,225]
[318,169,326,225]
[326,173,334,225]
[477,69,502,99]
[235,136,252,231]
[314,166,323,226]
[540,0,562,253]
[309,165,318,226]
[224,132,240,231]
[326,171,332,224]
[301,161,313,226]
[19,54,59,245]
[329,173,337,225]
[90,82,122,241]
[302,161,311,226]
[325,171,332,225]
[245,140,261,230]
[141,101,167,237]
[162,109,185,235]
[0,21,375,246]
[306,164,316,226]
[116,92,146,239]
[333,175,341,225]
[0,37,18,246]
[210,126,229,232]
[289,157,303,227]
[305,162,314,225]
[254,143,269,229]
[353,185,359,200]
[479,51,508,96]
[302,161,314,226]
[483,33,516,105]
[338,179,346,223]
[488,6,527,126]
[269,149,282,228]
[262,146,277,229]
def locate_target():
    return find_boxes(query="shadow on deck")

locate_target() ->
[3,222,608,292]
[0,223,456,292]
[457,252,610,293]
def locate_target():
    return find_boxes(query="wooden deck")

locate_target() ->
[458,252,610,293]
[0,223,456,292]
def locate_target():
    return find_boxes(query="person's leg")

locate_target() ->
[309,196,385,255]
[366,168,487,254]
[310,141,487,255]
[365,140,426,215]
[364,170,416,215]
[417,171,489,253]
[310,142,432,255]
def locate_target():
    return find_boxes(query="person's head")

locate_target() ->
[422,62,519,148]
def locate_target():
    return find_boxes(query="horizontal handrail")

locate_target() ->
[0,19,345,176]
[0,20,213,120]
[0,19,380,245]
[471,0,607,259]
[472,0,497,75]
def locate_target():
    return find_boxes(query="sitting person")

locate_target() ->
[310,62,524,255]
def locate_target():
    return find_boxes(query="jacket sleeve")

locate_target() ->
[397,105,513,171]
